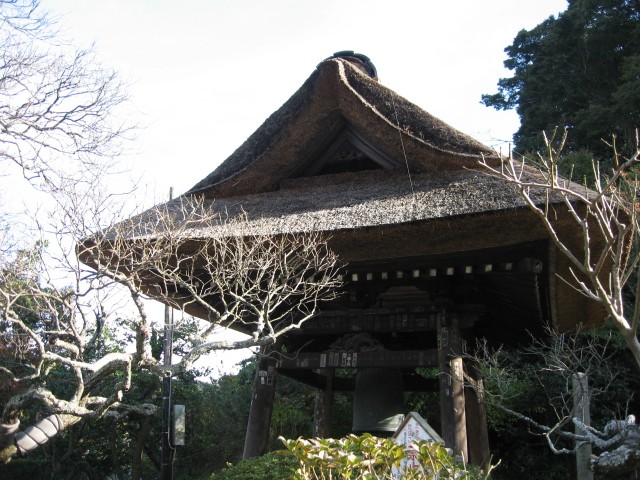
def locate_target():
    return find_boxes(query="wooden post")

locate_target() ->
[573,372,593,480]
[242,346,278,459]
[313,369,334,437]
[465,363,490,469]
[437,312,468,462]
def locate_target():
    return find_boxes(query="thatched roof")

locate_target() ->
[115,53,531,242]
[83,53,604,332]
[108,52,585,261]
[129,168,544,242]
[187,55,500,199]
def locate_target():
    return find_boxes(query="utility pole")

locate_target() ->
[160,187,174,480]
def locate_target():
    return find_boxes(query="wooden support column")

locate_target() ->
[313,369,334,437]
[573,373,593,480]
[243,345,277,460]
[464,363,490,469]
[437,312,468,462]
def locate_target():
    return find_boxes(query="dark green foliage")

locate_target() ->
[269,384,314,450]
[328,391,356,439]
[1,459,50,480]
[171,366,254,477]
[554,149,600,187]
[480,323,640,479]
[488,424,573,480]
[173,359,325,477]
[209,451,297,480]
[482,0,640,157]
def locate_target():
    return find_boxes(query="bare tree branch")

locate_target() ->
[480,129,640,368]
[477,130,640,474]
[79,196,344,375]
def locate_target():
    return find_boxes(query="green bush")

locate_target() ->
[210,450,297,480]
[281,434,492,479]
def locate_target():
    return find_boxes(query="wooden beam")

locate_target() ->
[278,369,439,392]
[278,349,439,370]
[299,309,480,335]
[300,309,438,334]
[450,357,468,462]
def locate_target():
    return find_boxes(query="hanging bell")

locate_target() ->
[352,368,405,435]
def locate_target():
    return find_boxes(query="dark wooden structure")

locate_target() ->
[89,52,604,466]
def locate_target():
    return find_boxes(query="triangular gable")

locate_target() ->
[187,54,499,199]
[292,123,402,177]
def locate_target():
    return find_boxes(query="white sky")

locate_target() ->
[37,0,569,376]
[47,0,568,201]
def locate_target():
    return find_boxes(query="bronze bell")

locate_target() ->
[352,368,405,435]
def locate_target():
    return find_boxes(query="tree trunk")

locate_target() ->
[622,331,640,372]
[131,417,154,480]
[0,414,80,463]
[144,443,162,472]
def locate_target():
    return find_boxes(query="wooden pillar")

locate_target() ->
[313,369,334,437]
[465,363,491,469]
[437,312,468,462]
[242,346,277,459]
[573,373,593,480]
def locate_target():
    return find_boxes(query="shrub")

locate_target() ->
[281,434,492,479]
[209,450,297,480]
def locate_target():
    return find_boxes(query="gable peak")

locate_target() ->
[322,51,378,80]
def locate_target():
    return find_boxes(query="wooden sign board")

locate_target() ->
[392,411,444,478]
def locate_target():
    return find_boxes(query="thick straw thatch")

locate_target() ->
[121,168,554,241]
[187,57,500,199]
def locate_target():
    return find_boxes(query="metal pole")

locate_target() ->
[160,188,174,480]
[160,302,174,479]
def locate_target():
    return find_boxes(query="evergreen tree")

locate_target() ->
[482,0,640,157]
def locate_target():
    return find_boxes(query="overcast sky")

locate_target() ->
[47,0,568,202]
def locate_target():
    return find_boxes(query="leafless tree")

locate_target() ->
[77,194,344,372]
[0,0,131,192]
[1,192,342,464]
[478,129,640,474]
[0,0,344,467]
[0,0,138,464]
[475,329,616,450]
[481,129,640,367]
